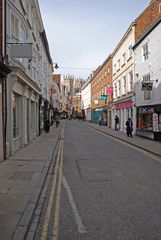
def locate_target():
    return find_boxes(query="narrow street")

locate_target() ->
[35,120,161,240]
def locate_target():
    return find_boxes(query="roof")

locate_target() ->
[133,15,161,50]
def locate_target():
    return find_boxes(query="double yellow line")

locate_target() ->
[40,130,64,240]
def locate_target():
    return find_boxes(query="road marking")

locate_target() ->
[52,140,64,240]
[40,141,61,240]
[63,176,87,235]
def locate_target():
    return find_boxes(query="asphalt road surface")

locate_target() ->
[35,120,161,240]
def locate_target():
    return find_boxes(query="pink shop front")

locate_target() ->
[113,99,134,132]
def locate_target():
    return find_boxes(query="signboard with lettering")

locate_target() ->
[153,113,159,132]
[142,82,153,91]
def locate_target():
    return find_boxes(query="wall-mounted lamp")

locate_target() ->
[53,63,59,69]
[136,73,139,78]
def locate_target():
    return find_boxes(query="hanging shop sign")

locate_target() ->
[100,95,107,100]
[142,82,153,91]
[153,113,159,132]
[107,87,113,94]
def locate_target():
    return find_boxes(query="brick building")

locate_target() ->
[91,55,112,126]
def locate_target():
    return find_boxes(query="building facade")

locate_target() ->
[134,17,161,140]
[81,79,91,121]
[5,0,53,156]
[112,24,136,132]
[91,55,112,126]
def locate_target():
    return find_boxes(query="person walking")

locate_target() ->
[98,114,102,126]
[126,117,133,137]
[115,115,119,130]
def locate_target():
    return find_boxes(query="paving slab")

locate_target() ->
[0,123,61,240]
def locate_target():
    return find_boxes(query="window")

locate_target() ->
[129,71,133,91]
[143,74,151,100]
[122,53,126,66]
[113,64,116,74]
[118,80,121,96]
[128,45,132,59]
[114,83,117,98]
[107,67,110,74]
[117,59,120,71]
[104,70,106,77]
[143,43,149,61]
[11,13,19,39]
[123,76,126,94]
[12,93,19,138]
[20,23,26,43]
[159,3,161,13]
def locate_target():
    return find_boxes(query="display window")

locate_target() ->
[137,107,154,130]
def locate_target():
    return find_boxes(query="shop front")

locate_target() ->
[113,98,134,132]
[136,105,161,141]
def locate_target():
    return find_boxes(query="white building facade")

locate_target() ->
[81,80,91,121]
[134,17,161,140]
[6,0,53,156]
[112,24,136,133]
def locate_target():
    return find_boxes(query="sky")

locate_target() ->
[38,0,150,80]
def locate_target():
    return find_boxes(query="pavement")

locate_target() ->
[85,121,161,158]
[0,120,160,240]
[0,123,62,240]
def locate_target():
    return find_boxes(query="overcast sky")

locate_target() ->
[38,0,150,80]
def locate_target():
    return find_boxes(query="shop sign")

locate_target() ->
[142,82,153,91]
[139,107,154,113]
[107,87,113,94]
[153,113,159,132]
[100,95,107,100]
[115,100,133,109]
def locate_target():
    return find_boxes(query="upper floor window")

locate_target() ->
[128,45,133,59]
[123,76,126,94]
[11,13,19,39]
[113,64,117,74]
[143,42,149,61]
[107,67,110,74]
[118,80,121,96]
[129,70,133,91]
[143,74,151,100]
[122,53,126,66]
[117,59,120,71]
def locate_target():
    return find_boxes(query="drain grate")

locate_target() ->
[9,171,34,180]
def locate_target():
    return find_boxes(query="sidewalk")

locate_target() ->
[0,123,61,240]
[86,122,161,158]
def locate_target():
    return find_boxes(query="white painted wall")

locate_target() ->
[134,21,161,107]
[81,82,91,121]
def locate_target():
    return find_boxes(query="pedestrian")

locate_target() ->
[98,114,102,126]
[45,120,50,133]
[115,115,119,130]
[126,117,133,137]
[55,114,60,128]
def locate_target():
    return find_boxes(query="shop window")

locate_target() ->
[138,107,154,130]
[12,93,19,138]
